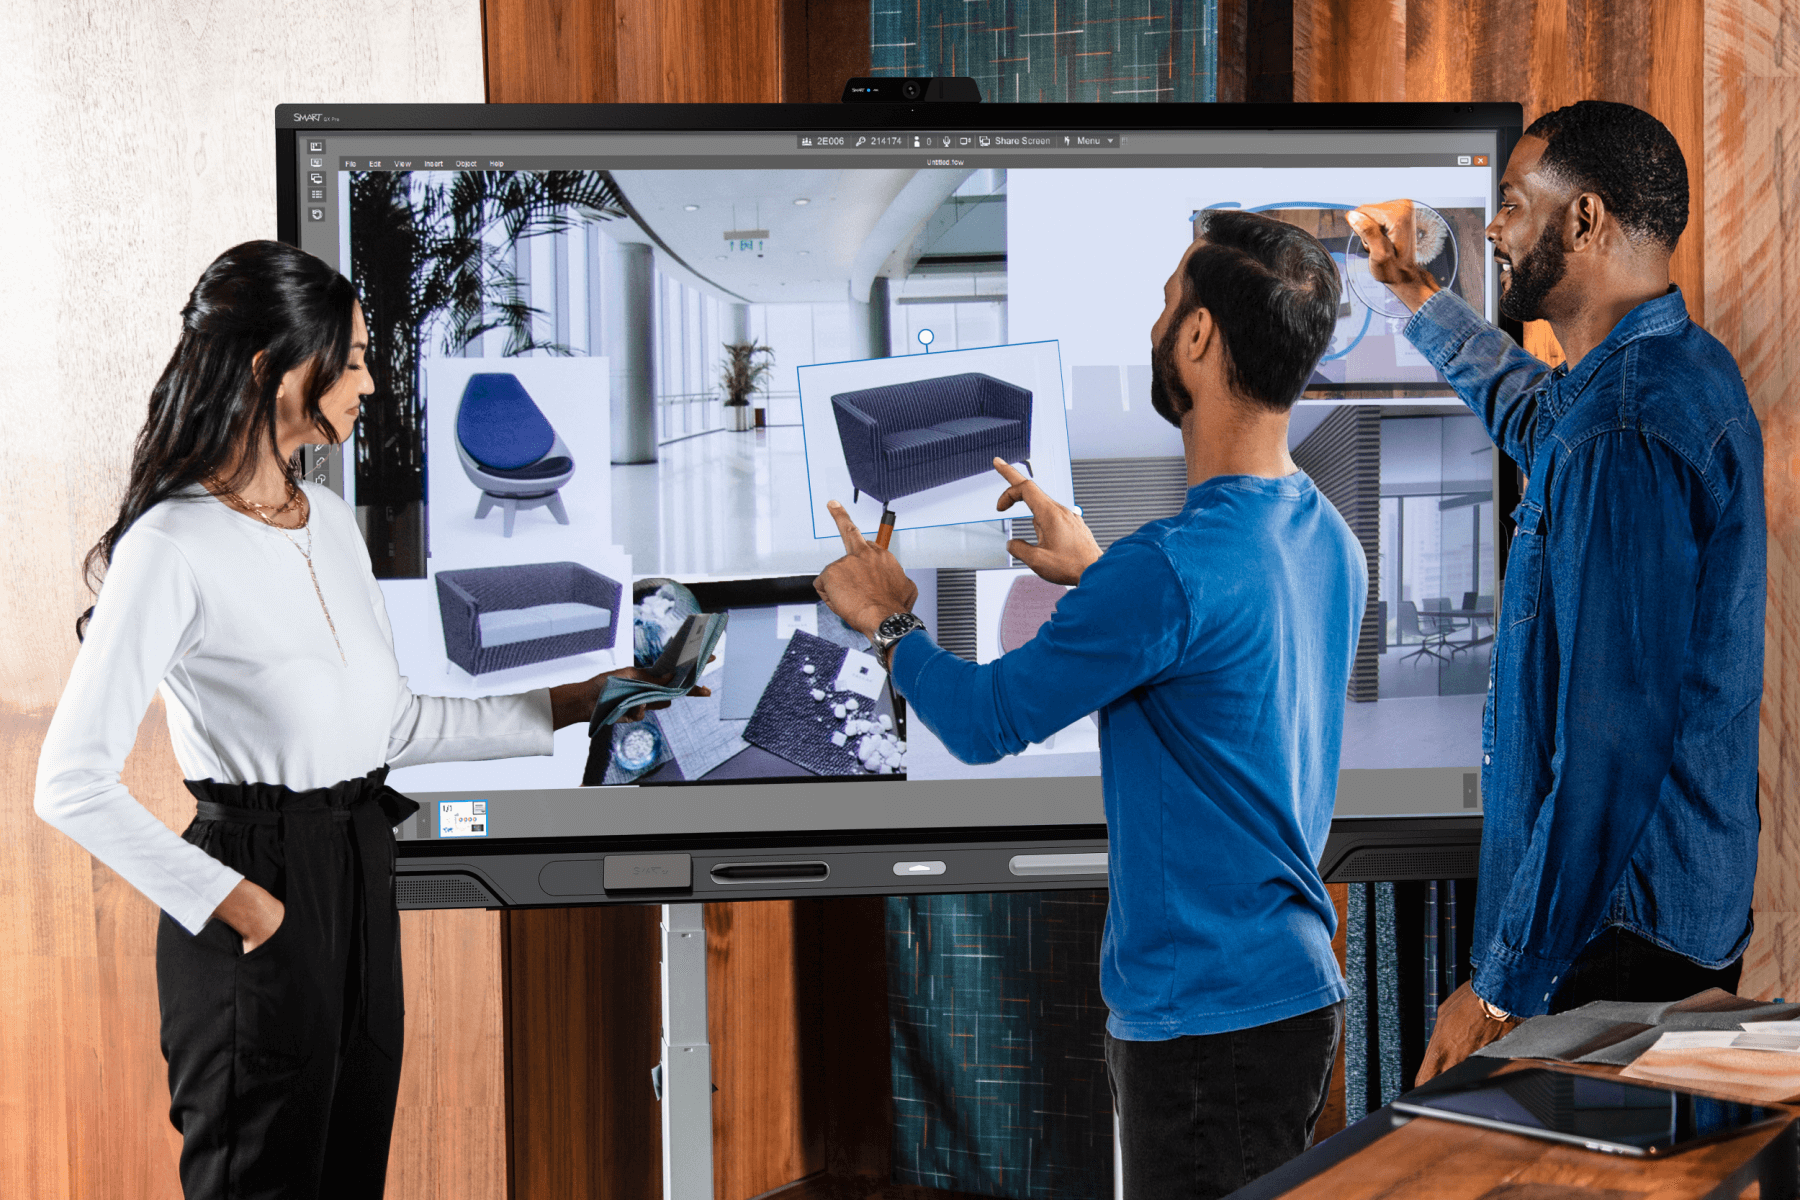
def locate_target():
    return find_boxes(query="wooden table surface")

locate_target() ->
[1232,1059,1799,1200]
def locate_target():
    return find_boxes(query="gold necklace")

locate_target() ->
[209,478,345,665]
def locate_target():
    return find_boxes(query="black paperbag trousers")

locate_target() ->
[155,769,417,1199]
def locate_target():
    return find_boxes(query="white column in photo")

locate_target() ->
[518,224,571,354]
[605,239,659,463]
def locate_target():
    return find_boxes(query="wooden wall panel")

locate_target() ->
[1705,0,1800,1005]
[783,0,874,103]
[1314,883,1352,1139]
[481,0,621,102]
[1293,0,1405,103]
[708,901,826,1200]
[0,704,186,1200]
[390,909,509,1199]
[485,0,848,104]
[504,906,664,1198]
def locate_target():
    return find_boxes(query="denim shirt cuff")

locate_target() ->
[1402,288,1488,373]
[1472,941,1578,1019]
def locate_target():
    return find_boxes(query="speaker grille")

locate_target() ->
[1326,846,1480,883]
[396,873,500,909]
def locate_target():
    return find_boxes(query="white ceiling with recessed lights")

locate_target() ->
[608,169,958,305]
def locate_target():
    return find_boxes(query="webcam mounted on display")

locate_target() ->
[842,77,982,103]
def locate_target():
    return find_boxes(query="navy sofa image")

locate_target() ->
[829,372,1032,506]
[455,373,576,537]
[435,561,622,675]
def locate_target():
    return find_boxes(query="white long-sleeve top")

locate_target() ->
[35,482,554,934]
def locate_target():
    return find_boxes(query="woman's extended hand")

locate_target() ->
[212,877,286,954]
[548,664,713,730]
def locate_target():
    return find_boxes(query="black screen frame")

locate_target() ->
[277,100,1521,907]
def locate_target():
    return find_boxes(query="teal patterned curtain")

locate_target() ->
[888,878,1482,1191]
[870,0,1220,104]
[887,891,1114,1198]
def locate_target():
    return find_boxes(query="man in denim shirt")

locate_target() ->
[1350,100,1765,1080]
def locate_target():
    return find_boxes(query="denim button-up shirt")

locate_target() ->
[1404,287,1764,1017]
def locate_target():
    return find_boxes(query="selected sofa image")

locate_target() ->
[830,372,1032,506]
[435,561,622,675]
[454,372,577,537]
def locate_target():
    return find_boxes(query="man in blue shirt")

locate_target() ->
[815,210,1367,1199]
[1349,100,1766,1080]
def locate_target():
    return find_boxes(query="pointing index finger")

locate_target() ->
[826,499,870,554]
[993,458,1027,487]
[993,457,1049,516]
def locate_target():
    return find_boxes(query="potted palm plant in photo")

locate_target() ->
[719,341,775,432]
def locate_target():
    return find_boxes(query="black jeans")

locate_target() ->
[155,770,415,1199]
[1106,1002,1343,1200]
[1549,924,1744,1013]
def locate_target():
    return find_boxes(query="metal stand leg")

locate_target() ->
[1114,1108,1125,1199]
[661,903,714,1200]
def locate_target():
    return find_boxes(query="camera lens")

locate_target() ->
[901,80,924,101]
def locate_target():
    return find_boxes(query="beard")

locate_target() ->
[1149,318,1193,428]
[1497,221,1568,323]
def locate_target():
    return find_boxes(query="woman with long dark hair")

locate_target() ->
[34,241,674,1197]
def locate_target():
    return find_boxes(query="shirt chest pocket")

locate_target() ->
[1504,501,1545,627]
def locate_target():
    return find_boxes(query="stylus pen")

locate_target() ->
[875,508,896,550]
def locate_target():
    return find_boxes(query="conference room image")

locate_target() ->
[1287,401,1496,772]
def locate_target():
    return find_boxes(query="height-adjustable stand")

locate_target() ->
[660,903,714,1199]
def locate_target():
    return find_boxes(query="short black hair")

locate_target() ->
[1182,209,1341,412]
[1524,100,1688,250]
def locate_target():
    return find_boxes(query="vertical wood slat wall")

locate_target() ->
[1707,0,1800,1004]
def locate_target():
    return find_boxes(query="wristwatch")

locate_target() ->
[869,611,927,660]
[1478,996,1514,1022]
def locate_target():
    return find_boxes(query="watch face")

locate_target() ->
[878,612,921,641]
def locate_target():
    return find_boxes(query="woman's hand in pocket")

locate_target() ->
[212,878,286,954]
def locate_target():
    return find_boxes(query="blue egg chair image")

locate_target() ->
[454,372,576,537]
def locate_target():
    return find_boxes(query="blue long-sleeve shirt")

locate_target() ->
[891,472,1366,1039]
[1403,288,1765,1017]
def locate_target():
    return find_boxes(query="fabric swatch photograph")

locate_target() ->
[586,575,909,786]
